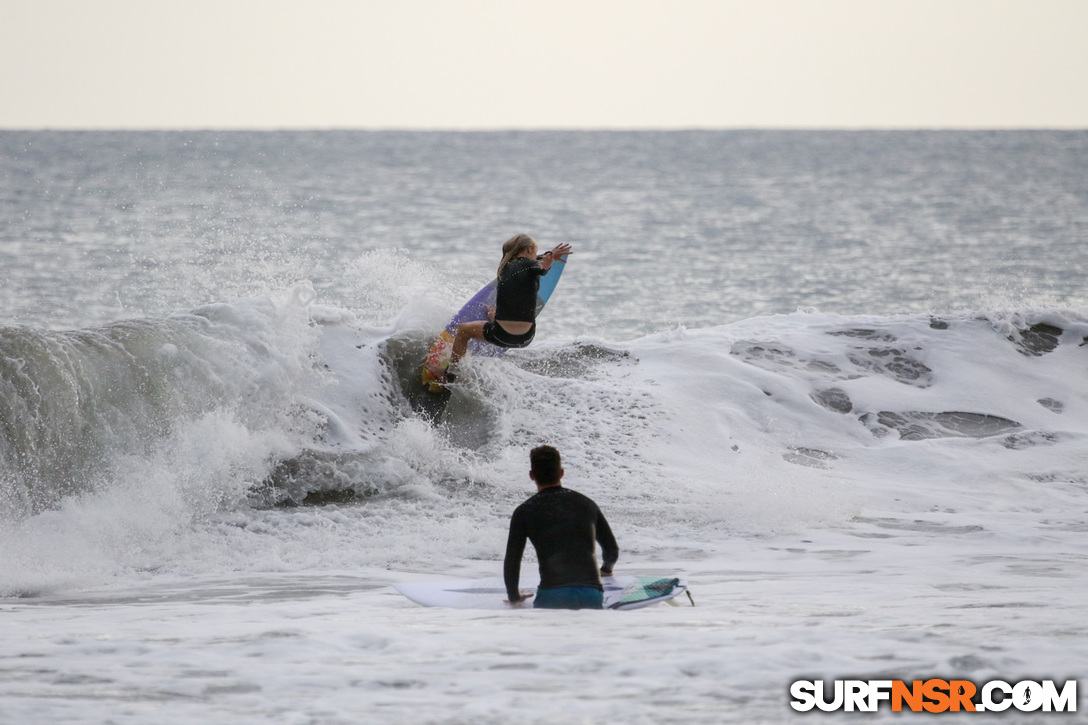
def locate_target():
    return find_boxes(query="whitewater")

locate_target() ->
[1,130,1087,724]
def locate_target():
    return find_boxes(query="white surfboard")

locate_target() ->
[394,574,688,611]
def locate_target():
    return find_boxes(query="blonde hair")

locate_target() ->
[497,234,537,278]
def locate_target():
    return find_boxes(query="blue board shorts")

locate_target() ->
[482,321,535,349]
[533,586,604,610]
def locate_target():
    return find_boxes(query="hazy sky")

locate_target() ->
[2,0,1086,129]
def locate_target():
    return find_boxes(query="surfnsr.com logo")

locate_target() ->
[790,679,1077,713]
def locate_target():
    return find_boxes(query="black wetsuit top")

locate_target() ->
[504,486,620,602]
[495,257,547,323]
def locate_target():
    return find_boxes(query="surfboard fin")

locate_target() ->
[665,590,695,607]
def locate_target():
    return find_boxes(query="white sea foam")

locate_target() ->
[5,293,1087,722]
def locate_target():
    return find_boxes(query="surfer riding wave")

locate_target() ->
[429,234,572,384]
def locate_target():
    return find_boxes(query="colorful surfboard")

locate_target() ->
[420,259,565,393]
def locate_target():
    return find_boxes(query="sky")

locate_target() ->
[2,0,1086,130]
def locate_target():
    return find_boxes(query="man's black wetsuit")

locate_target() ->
[504,486,619,604]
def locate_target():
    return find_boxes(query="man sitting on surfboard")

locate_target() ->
[504,445,619,609]
[429,234,572,384]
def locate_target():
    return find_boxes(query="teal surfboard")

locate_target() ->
[394,574,689,611]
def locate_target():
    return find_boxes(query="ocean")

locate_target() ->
[1,130,1087,723]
